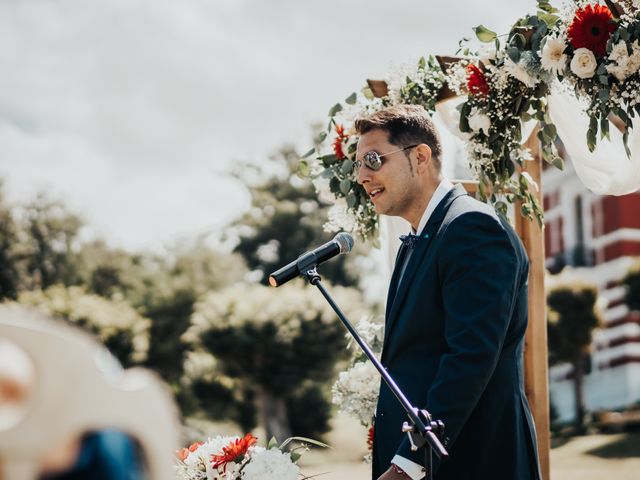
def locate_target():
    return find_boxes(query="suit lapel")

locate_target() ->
[383,184,468,345]
[385,242,409,318]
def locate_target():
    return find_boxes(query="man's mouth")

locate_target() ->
[368,187,384,201]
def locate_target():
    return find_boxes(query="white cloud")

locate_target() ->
[0,0,530,250]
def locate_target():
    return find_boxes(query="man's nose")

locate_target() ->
[356,163,371,185]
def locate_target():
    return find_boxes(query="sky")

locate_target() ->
[0,0,533,251]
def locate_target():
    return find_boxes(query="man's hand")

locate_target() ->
[377,465,411,480]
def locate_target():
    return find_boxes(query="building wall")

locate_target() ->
[543,161,640,421]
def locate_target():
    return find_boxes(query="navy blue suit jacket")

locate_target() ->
[373,185,541,480]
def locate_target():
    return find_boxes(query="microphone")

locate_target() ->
[268,232,354,287]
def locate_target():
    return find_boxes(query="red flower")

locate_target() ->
[367,426,374,451]
[177,441,204,461]
[332,124,348,160]
[568,4,615,58]
[466,64,489,96]
[211,433,257,471]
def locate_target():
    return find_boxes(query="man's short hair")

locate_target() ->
[354,105,443,169]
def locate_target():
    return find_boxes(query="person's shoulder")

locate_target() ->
[443,195,523,246]
[445,193,502,226]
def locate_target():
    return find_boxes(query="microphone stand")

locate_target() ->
[297,259,448,480]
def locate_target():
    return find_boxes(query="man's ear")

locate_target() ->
[415,144,433,172]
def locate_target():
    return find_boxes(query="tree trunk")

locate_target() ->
[572,357,587,434]
[256,388,292,443]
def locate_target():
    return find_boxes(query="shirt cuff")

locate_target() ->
[391,455,426,480]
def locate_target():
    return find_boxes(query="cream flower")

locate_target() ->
[607,40,640,82]
[503,58,539,88]
[468,107,491,135]
[540,36,568,75]
[570,48,597,79]
[242,448,299,480]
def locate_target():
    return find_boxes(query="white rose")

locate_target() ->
[570,48,597,79]
[468,108,491,135]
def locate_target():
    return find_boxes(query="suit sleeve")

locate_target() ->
[395,211,521,467]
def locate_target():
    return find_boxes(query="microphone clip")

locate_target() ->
[297,254,321,284]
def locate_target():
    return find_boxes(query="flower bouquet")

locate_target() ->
[553,0,640,155]
[447,1,565,224]
[175,434,326,480]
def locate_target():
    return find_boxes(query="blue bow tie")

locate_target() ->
[399,233,426,249]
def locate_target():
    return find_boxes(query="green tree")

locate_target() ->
[78,239,247,405]
[19,195,83,290]
[0,182,20,300]
[184,282,365,441]
[622,261,640,312]
[547,283,601,433]
[228,146,359,287]
[17,285,151,367]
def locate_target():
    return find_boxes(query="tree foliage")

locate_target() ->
[19,195,84,290]
[622,261,640,312]
[547,282,601,433]
[17,285,151,367]
[0,183,20,300]
[185,281,365,440]
[228,146,358,287]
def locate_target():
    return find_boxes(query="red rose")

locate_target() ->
[466,64,489,96]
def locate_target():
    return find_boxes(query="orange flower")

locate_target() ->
[332,124,348,160]
[211,433,257,471]
[568,4,615,58]
[177,441,204,461]
[466,64,489,96]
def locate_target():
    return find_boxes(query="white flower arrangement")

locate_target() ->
[240,448,299,480]
[331,315,384,461]
[332,360,380,426]
[176,434,323,480]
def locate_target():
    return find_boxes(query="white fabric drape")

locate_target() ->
[547,90,640,196]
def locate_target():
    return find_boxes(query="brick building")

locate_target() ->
[544,160,640,422]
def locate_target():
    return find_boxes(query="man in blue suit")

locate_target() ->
[355,105,541,480]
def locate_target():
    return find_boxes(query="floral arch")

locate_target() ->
[301,0,640,245]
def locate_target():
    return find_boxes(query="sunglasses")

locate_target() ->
[354,144,418,171]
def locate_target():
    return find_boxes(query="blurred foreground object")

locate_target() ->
[0,305,179,480]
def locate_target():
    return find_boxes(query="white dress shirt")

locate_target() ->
[390,178,453,480]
